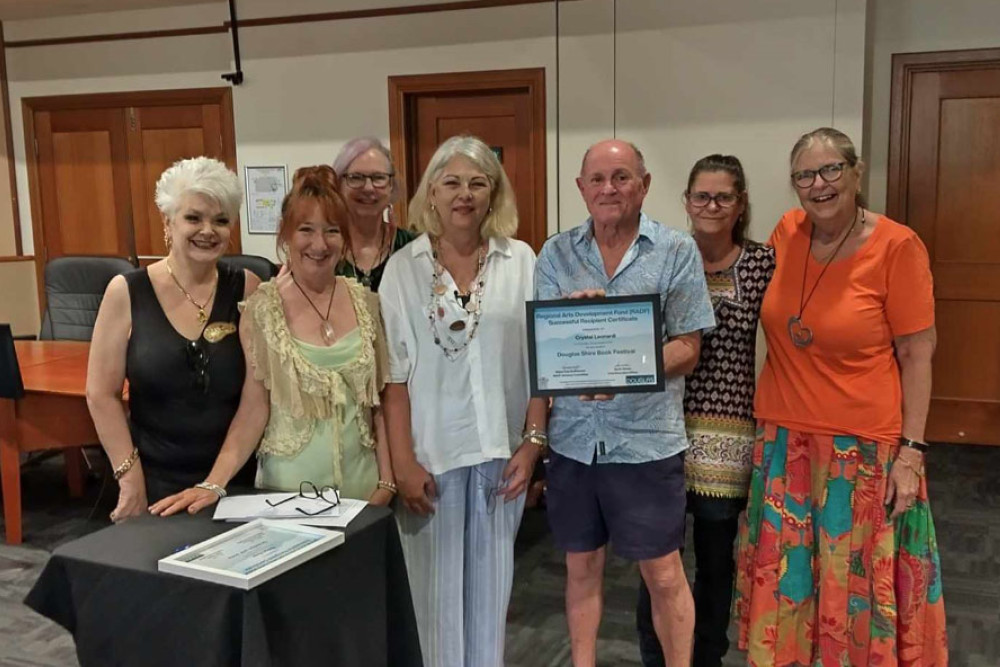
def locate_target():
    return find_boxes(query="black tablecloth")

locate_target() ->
[24,506,422,667]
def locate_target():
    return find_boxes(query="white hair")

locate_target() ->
[407,135,518,238]
[154,157,242,220]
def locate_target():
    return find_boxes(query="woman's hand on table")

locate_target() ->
[148,487,220,517]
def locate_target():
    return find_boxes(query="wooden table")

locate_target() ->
[1,341,95,544]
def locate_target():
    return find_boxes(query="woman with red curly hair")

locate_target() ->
[151,165,395,515]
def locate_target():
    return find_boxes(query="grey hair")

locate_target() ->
[580,140,647,177]
[154,157,242,220]
[407,135,518,238]
[332,136,398,199]
[789,127,867,207]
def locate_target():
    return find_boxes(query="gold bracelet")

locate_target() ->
[894,456,924,477]
[521,428,549,450]
[112,448,139,481]
[377,480,397,494]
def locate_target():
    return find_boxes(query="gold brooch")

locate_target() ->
[203,321,237,343]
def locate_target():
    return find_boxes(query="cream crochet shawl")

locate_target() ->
[243,277,389,484]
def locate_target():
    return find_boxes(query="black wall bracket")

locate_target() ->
[221,0,244,85]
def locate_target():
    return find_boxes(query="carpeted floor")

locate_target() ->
[1,443,998,666]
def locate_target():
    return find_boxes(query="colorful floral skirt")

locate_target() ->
[733,422,948,666]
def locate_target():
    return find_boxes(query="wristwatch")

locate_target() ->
[899,437,929,454]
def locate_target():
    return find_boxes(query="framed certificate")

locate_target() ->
[526,294,665,397]
[158,519,344,590]
[245,165,288,234]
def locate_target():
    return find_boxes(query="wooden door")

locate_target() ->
[24,88,238,307]
[128,103,233,261]
[888,49,1000,445]
[34,108,133,259]
[389,69,547,252]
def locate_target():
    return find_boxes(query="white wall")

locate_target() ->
[5,0,866,261]
[615,0,865,243]
[866,0,1000,213]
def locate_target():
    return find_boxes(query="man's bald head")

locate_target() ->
[576,139,651,229]
[580,140,647,178]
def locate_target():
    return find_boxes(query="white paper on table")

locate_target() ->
[213,493,368,529]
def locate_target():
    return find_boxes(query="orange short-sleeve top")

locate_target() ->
[754,208,935,444]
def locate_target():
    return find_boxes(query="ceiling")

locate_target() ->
[0,0,214,21]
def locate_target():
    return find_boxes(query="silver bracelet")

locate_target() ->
[194,482,227,498]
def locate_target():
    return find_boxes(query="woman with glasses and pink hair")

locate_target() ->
[333,137,416,292]
[734,127,947,665]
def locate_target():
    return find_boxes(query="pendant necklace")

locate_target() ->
[428,238,487,359]
[788,207,862,348]
[292,273,338,344]
[166,260,217,324]
[347,223,389,288]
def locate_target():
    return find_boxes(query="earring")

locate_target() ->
[383,204,393,224]
[430,203,437,212]
[163,226,172,249]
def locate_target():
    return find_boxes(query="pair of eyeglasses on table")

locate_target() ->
[264,481,342,516]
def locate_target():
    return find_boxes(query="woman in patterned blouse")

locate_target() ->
[637,154,775,667]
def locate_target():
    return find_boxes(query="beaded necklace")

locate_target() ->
[427,238,487,360]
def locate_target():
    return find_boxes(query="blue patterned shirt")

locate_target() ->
[534,213,715,464]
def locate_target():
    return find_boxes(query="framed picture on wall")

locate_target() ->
[245,166,288,234]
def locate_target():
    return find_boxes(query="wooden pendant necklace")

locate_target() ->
[166,260,217,324]
[787,207,862,348]
[292,273,338,344]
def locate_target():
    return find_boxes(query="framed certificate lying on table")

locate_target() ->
[158,519,344,589]
[526,294,665,397]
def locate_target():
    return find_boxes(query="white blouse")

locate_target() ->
[379,233,536,475]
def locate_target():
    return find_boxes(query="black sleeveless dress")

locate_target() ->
[125,264,254,502]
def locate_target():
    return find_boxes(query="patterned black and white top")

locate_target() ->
[684,241,775,498]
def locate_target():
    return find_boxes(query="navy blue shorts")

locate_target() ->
[544,450,686,561]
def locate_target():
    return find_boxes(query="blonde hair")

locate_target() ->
[154,157,242,221]
[407,135,518,238]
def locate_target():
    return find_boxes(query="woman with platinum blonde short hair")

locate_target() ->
[87,157,260,520]
[333,137,416,291]
[380,135,547,666]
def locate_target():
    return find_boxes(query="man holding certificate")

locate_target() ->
[534,140,715,667]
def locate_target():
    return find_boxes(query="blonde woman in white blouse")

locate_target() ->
[380,136,547,667]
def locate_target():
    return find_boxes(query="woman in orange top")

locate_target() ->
[733,127,947,666]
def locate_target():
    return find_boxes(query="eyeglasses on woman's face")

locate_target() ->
[791,161,847,189]
[342,172,392,189]
[685,191,740,209]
